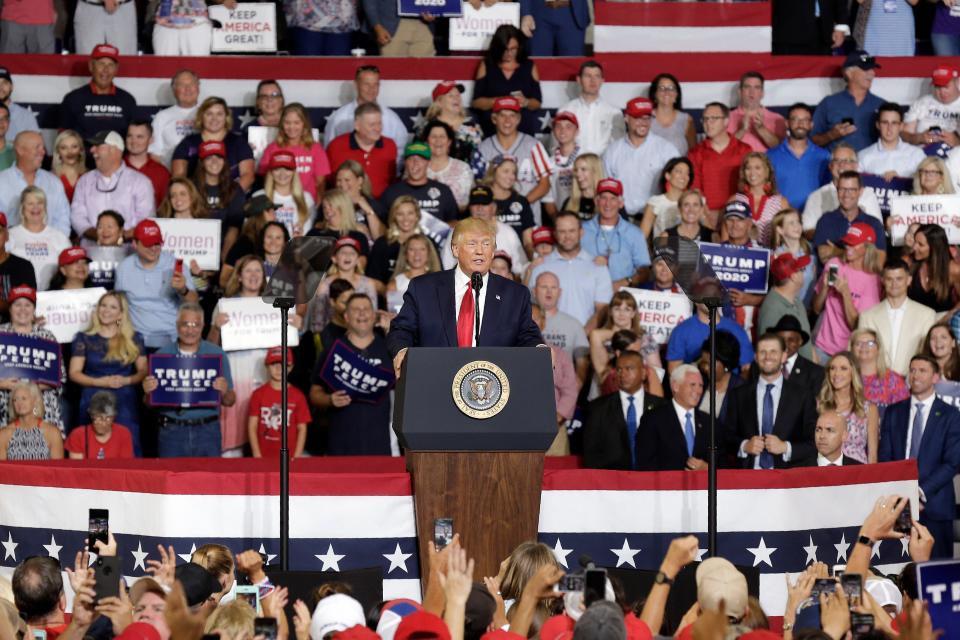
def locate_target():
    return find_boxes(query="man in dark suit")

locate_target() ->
[387,218,545,373]
[726,333,818,469]
[879,354,960,559]
[635,364,711,471]
[771,314,825,392]
[583,351,665,470]
[772,0,850,55]
[796,410,862,467]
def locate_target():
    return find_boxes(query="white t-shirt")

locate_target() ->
[7,225,71,290]
[801,182,883,231]
[905,93,960,134]
[148,104,199,167]
[253,189,316,237]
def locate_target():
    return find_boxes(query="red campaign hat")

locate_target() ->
[59,246,90,267]
[531,226,554,246]
[552,111,579,128]
[198,140,226,159]
[624,97,653,118]
[0,212,7,228]
[432,81,465,102]
[265,347,294,366]
[332,626,380,640]
[114,622,161,640]
[492,96,522,113]
[334,236,362,254]
[395,612,450,640]
[538,615,574,640]
[933,65,959,87]
[134,219,163,247]
[269,152,297,170]
[91,43,119,62]
[596,178,624,196]
[840,222,877,247]
[480,632,528,640]
[7,285,36,304]
[770,252,811,282]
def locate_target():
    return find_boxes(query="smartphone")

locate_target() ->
[93,556,121,602]
[235,585,261,615]
[832,564,847,577]
[557,574,584,593]
[828,264,839,286]
[254,617,278,640]
[841,117,854,126]
[87,508,109,552]
[174,258,184,275]
[929,126,943,134]
[583,568,607,607]
[433,518,454,551]
[810,577,838,599]
[32,630,47,640]
[201,635,220,640]
[851,612,874,637]
[840,573,862,607]
[894,499,913,536]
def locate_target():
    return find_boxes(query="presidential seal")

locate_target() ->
[452,360,510,419]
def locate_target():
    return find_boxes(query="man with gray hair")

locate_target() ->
[635,364,710,471]
[149,70,201,167]
[143,301,235,458]
[326,102,398,198]
[0,131,71,235]
[572,601,626,640]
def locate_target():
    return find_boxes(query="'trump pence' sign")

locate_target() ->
[623,288,692,345]
[916,559,960,638]
[210,3,277,52]
[154,218,222,271]
[217,297,299,352]
[36,288,107,344]
[148,353,222,407]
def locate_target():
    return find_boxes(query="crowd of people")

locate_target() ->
[0,494,943,640]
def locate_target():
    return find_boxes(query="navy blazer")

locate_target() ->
[386,269,544,357]
[635,404,712,472]
[520,0,590,30]
[879,397,960,522]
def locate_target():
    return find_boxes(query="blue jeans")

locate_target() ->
[157,420,221,458]
[289,27,352,56]
[932,32,960,56]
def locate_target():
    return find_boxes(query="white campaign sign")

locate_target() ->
[623,287,692,345]
[210,3,277,53]
[36,288,107,344]
[889,194,960,246]
[218,297,299,352]
[154,219,222,271]
[449,2,520,51]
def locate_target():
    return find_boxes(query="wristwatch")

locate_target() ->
[857,535,874,547]
[654,571,674,586]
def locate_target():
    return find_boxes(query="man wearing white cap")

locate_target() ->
[904,65,960,148]
[71,131,155,240]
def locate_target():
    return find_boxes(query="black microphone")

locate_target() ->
[471,272,482,347]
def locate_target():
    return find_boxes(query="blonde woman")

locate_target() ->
[561,153,605,220]
[259,103,330,201]
[51,129,86,202]
[421,81,484,166]
[7,186,70,290]
[255,151,314,237]
[817,351,879,463]
[588,291,664,395]
[69,291,147,456]
[849,328,908,419]
[311,188,372,264]
[387,234,441,297]
[913,156,955,196]
[0,382,63,461]
[172,96,255,191]
[368,196,423,286]
[769,208,815,304]
[335,160,384,239]
[660,189,712,242]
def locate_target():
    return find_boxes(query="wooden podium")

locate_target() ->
[394,347,557,583]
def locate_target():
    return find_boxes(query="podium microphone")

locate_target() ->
[471,272,482,347]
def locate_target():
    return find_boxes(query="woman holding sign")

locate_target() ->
[7,186,71,291]
[912,157,956,197]
[0,382,63,461]
[69,291,147,456]
[588,291,663,399]
[157,179,216,302]
[0,287,65,435]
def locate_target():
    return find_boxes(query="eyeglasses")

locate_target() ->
[831,158,857,165]
[854,340,877,348]
[919,169,943,176]
[91,414,115,423]
[178,321,202,329]
[656,86,678,93]
[258,92,283,99]
[95,175,121,194]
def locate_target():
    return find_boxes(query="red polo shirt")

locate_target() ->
[125,156,170,209]
[326,132,397,198]
[688,136,752,211]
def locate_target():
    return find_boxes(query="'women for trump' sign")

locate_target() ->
[217,298,299,351]
[154,219,222,271]
[36,288,107,343]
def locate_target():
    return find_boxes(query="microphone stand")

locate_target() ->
[471,272,482,347]
[273,295,295,571]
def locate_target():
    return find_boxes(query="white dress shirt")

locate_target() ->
[619,389,645,422]
[453,267,489,347]
[817,453,843,466]
[906,393,936,456]
[558,95,624,155]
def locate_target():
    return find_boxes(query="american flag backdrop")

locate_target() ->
[0,458,918,618]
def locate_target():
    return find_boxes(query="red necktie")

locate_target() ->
[457,283,474,348]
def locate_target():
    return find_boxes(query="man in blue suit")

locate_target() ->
[879,354,960,559]
[387,217,545,373]
[520,0,589,57]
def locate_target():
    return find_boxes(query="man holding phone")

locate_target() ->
[812,51,884,152]
[903,65,960,148]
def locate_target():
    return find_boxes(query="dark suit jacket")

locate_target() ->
[521,0,590,30]
[788,354,825,393]
[795,454,863,467]
[583,392,666,471]
[635,403,712,472]
[725,377,818,469]
[386,269,544,358]
[772,0,850,53]
[879,398,960,522]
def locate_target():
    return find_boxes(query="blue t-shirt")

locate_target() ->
[666,315,755,368]
[767,139,831,210]
[812,209,887,252]
[812,90,884,151]
[152,340,233,421]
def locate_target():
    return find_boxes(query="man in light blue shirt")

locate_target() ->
[114,219,197,350]
[581,178,650,287]
[0,69,39,142]
[0,131,71,236]
[528,210,613,328]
